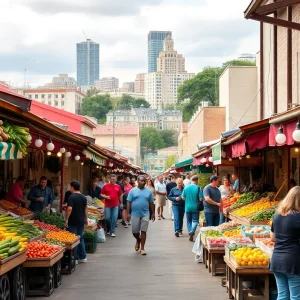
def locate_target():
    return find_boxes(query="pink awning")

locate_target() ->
[269,120,297,146]
[246,128,269,152]
[231,139,247,158]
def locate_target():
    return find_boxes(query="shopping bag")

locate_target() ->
[96,228,106,243]
[192,232,203,263]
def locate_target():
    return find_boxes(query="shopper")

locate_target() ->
[155,175,167,220]
[270,186,300,300]
[127,175,155,255]
[147,179,156,199]
[183,174,191,187]
[181,175,203,242]
[131,177,137,187]
[166,175,177,221]
[219,176,232,224]
[122,177,133,227]
[168,178,185,237]
[232,173,245,192]
[203,176,221,226]
[101,174,122,237]
[88,178,101,199]
[27,176,54,213]
[65,180,88,263]
[6,176,26,206]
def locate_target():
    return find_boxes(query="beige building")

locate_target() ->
[106,108,182,132]
[188,104,226,154]
[134,74,145,93]
[177,122,189,160]
[122,82,135,93]
[219,66,258,131]
[93,124,140,164]
[157,146,178,157]
[51,74,76,86]
[145,36,194,109]
[13,87,84,114]
[95,77,119,91]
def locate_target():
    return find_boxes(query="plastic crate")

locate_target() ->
[84,235,97,253]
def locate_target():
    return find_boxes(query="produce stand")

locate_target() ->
[23,248,64,297]
[224,256,271,300]
[62,237,80,275]
[207,247,226,276]
[0,251,27,300]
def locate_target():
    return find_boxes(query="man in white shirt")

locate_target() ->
[155,176,167,220]
[183,174,191,187]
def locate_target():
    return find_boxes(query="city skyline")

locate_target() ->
[0,0,259,87]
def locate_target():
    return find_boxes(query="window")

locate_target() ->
[61,101,65,106]
[48,101,52,105]
[55,94,58,99]
[54,101,58,106]
[41,94,45,99]
[35,94,38,99]
[28,95,32,99]
[61,94,65,98]
[48,94,52,99]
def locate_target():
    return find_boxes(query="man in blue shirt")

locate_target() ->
[27,176,54,213]
[127,175,155,256]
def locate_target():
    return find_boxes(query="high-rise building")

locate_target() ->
[76,39,99,87]
[95,77,119,91]
[145,36,194,109]
[148,31,172,73]
[134,73,145,93]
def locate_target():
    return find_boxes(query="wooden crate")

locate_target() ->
[64,236,80,250]
[23,248,64,268]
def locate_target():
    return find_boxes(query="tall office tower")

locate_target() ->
[148,31,172,73]
[76,39,99,87]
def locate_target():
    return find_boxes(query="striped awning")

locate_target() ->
[0,142,23,160]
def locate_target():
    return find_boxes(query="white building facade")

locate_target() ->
[145,36,194,109]
[95,77,119,91]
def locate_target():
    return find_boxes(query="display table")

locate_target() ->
[224,256,271,300]
[207,248,226,276]
[62,237,80,275]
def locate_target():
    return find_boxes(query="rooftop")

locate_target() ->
[93,124,140,136]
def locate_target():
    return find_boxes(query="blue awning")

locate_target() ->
[0,142,23,160]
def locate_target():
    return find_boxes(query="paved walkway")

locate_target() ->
[48,218,228,300]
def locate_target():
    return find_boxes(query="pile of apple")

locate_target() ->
[207,237,228,248]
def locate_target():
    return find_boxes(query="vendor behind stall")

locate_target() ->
[27,176,54,213]
[6,176,26,206]
[88,178,102,199]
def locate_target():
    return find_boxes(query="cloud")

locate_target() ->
[16,0,163,16]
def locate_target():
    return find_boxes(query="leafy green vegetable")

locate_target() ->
[33,212,65,229]
[251,208,276,221]
[232,192,260,208]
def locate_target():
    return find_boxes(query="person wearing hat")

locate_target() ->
[203,175,221,226]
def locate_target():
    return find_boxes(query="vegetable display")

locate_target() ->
[232,198,279,217]
[26,241,62,258]
[33,220,61,232]
[223,229,242,238]
[34,212,65,229]
[46,231,77,243]
[41,238,65,247]
[218,220,240,231]
[207,238,228,248]
[0,200,32,216]
[84,229,96,239]
[231,192,260,209]
[203,230,223,237]
[223,194,240,208]
[251,208,276,221]
[0,120,31,155]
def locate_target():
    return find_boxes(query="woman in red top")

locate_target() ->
[6,176,26,207]
[122,177,133,227]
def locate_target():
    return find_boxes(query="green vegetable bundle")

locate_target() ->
[1,120,31,156]
[251,208,276,221]
[232,192,260,208]
[41,238,65,247]
[34,212,65,229]
[84,229,96,238]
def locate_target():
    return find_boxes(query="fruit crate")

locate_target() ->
[84,235,97,253]
[255,238,274,257]
[241,225,270,241]
[229,251,270,269]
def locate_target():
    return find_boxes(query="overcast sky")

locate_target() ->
[0,0,259,87]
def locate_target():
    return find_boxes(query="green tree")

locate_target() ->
[86,87,99,97]
[134,98,150,108]
[81,94,113,123]
[141,127,165,157]
[160,129,178,147]
[118,94,150,110]
[165,155,177,169]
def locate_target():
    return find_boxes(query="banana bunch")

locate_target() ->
[0,120,31,155]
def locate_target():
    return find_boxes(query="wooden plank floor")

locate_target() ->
[37,218,228,300]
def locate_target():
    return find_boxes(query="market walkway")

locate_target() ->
[46,219,228,300]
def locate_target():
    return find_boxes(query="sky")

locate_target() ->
[0,0,259,88]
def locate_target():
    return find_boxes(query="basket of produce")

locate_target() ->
[241,225,270,240]
[223,228,243,238]
[250,207,276,225]
[218,220,240,231]
[230,247,270,268]
[225,241,255,259]
[0,200,33,217]
[33,220,61,232]
[231,197,279,218]
[45,231,78,245]
[41,238,65,247]
[222,193,241,214]
[84,229,97,253]
[206,237,228,250]
[33,212,65,229]
[255,238,274,257]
